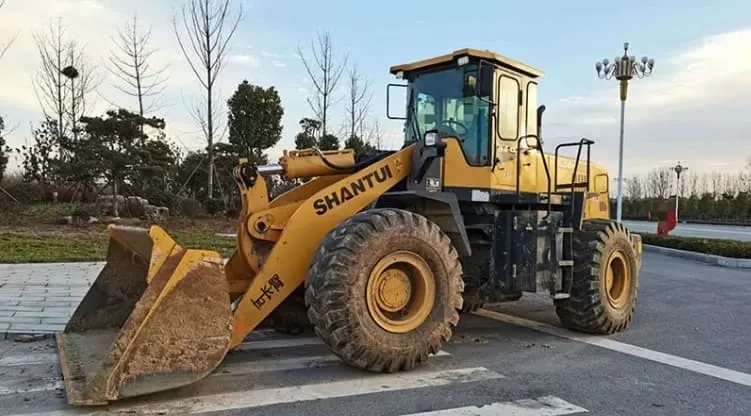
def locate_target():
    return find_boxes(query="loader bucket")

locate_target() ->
[56,224,233,406]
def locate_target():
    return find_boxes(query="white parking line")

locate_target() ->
[0,337,451,397]
[0,380,63,396]
[17,367,506,416]
[0,336,327,367]
[0,353,57,366]
[231,336,323,351]
[474,308,751,388]
[0,336,449,368]
[402,395,587,415]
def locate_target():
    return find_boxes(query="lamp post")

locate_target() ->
[61,65,79,142]
[673,162,687,222]
[596,42,655,223]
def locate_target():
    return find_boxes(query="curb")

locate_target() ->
[643,244,751,269]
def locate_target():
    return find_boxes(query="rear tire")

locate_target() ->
[554,220,639,334]
[267,287,312,335]
[460,287,485,313]
[305,208,464,373]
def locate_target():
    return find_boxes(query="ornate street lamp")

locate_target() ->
[596,42,655,223]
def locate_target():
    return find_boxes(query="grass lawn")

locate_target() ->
[0,228,238,263]
[0,202,240,263]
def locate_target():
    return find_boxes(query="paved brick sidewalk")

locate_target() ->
[0,262,102,339]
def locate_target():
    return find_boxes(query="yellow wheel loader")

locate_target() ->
[55,48,643,406]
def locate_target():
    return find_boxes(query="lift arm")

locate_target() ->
[227,145,415,347]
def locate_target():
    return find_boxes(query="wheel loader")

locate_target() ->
[55,48,643,406]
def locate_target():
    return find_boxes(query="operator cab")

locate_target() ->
[388,48,544,168]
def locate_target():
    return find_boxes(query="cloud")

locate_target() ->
[227,54,260,67]
[260,50,291,60]
[545,28,751,178]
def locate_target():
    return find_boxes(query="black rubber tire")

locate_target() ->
[554,220,640,334]
[304,208,464,373]
[267,287,313,334]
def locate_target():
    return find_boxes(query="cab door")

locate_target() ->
[491,72,521,191]
[517,80,539,193]
[491,73,539,193]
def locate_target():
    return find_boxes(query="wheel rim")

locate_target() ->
[605,250,631,309]
[366,251,436,333]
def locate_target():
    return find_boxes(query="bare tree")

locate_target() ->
[645,167,672,199]
[32,18,69,141]
[172,0,243,199]
[32,18,99,146]
[710,172,723,197]
[107,12,169,120]
[684,171,698,197]
[297,31,348,137]
[625,176,643,200]
[0,0,19,61]
[344,63,372,140]
[366,117,384,150]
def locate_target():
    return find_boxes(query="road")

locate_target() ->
[624,220,751,241]
[1,251,749,415]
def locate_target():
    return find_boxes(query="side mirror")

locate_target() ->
[478,65,493,97]
[387,83,407,120]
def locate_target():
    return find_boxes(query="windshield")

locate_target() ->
[405,64,492,166]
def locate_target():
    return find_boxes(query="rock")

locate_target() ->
[13,334,47,343]
[56,216,73,225]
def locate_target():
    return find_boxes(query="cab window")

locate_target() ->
[498,75,519,141]
[406,64,492,166]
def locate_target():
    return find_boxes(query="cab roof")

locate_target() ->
[389,48,544,79]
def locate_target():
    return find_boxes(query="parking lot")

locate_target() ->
[0,250,749,416]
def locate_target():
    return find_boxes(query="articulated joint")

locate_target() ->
[233,160,258,188]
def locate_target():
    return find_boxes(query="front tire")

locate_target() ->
[305,208,464,373]
[267,287,312,334]
[554,220,639,334]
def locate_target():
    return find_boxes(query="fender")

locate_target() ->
[374,190,472,258]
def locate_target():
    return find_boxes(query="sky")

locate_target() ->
[1,0,750,182]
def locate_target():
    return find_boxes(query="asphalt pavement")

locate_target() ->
[624,220,751,241]
[0,251,749,415]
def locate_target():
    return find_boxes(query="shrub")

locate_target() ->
[204,198,225,216]
[641,233,751,259]
[3,181,44,204]
[174,197,204,218]
[138,188,178,210]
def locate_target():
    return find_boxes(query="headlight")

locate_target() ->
[424,131,438,146]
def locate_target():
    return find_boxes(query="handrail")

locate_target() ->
[554,138,594,192]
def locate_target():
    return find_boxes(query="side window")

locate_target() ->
[443,97,490,166]
[498,75,519,140]
[595,173,609,193]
